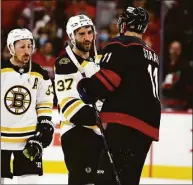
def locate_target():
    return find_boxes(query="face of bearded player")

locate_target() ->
[74,26,94,52]
[12,39,33,66]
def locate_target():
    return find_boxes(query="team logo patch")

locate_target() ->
[4,85,31,115]
[59,58,70,65]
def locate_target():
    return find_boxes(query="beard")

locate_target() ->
[75,39,92,52]
[14,54,30,66]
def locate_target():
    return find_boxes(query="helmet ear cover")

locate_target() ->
[117,6,149,34]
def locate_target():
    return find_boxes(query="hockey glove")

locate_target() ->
[23,136,43,161]
[77,78,97,104]
[36,117,55,148]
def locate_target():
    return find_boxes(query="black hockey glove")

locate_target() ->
[36,117,55,148]
[77,78,97,104]
[23,135,43,161]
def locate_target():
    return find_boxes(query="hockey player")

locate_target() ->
[54,14,103,185]
[1,28,54,184]
[77,7,161,185]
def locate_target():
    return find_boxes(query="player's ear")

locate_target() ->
[8,43,15,55]
[10,44,14,53]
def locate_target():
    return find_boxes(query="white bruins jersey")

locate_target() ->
[55,51,102,136]
[1,60,53,150]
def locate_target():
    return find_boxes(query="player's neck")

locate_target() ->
[72,47,89,59]
[10,57,26,67]
[124,31,142,39]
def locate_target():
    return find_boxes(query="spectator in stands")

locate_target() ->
[162,41,193,110]
[98,27,110,50]
[1,45,12,61]
[32,40,56,79]
[132,0,147,8]
[108,18,119,39]
[14,15,29,30]
[143,8,160,54]
[65,0,96,20]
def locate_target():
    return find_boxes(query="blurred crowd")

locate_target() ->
[1,0,193,111]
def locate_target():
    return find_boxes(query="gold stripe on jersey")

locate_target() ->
[96,54,103,60]
[36,102,53,108]
[1,125,36,132]
[29,72,43,79]
[60,120,99,131]
[1,68,15,73]
[37,109,52,116]
[60,97,74,110]
[64,100,84,120]
[60,120,71,127]
[81,60,88,68]
[1,137,28,143]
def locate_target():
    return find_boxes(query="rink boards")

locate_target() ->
[42,110,192,180]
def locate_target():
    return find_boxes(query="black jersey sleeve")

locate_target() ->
[78,42,129,99]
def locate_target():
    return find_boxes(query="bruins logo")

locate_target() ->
[4,86,31,115]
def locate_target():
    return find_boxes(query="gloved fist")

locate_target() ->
[23,136,43,161]
[77,78,97,104]
[36,118,54,148]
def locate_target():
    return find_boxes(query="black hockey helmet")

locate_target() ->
[117,6,149,34]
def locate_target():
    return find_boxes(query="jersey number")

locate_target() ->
[57,78,73,91]
[147,64,159,100]
[46,85,53,95]
[102,52,112,63]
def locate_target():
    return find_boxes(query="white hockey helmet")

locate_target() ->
[66,14,97,40]
[7,28,35,55]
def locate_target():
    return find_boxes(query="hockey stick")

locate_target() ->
[66,45,121,184]
[92,103,122,185]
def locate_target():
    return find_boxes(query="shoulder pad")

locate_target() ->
[55,54,78,74]
[1,60,12,69]
[31,62,50,80]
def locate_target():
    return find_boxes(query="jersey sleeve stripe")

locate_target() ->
[1,125,36,132]
[64,100,85,120]
[61,98,79,114]
[60,97,74,110]
[95,72,115,91]
[1,131,36,137]
[60,120,71,127]
[100,69,121,88]
[37,109,52,116]
[1,137,31,143]
[36,102,53,108]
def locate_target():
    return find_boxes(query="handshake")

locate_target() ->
[77,78,97,104]
[23,119,54,161]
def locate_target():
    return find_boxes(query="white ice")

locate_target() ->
[4,174,192,184]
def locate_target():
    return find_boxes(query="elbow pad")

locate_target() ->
[70,105,97,126]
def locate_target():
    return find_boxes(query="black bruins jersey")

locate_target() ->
[1,60,53,150]
[54,50,101,136]
[79,36,161,141]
